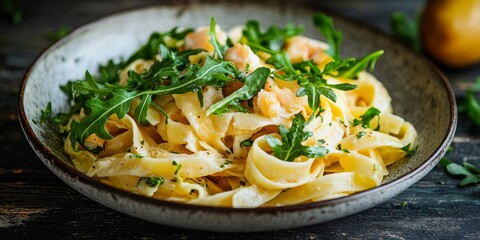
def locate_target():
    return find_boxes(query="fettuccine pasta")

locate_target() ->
[62,15,417,208]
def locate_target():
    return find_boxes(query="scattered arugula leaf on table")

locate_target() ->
[45,26,71,42]
[266,114,329,161]
[390,11,421,52]
[1,0,22,24]
[459,77,480,126]
[440,157,480,186]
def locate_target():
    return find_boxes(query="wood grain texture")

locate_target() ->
[1,0,479,239]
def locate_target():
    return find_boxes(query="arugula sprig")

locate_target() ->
[266,114,328,161]
[207,67,270,115]
[69,54,238,151]
[242,13,383,116]
[242,20,304,52]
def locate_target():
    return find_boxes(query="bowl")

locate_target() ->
[18,1,456,232]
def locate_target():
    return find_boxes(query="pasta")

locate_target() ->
[62,14,417,208]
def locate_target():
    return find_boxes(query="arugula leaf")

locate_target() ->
[276,60,357,114]
[134,94,153,126]
[401,143,417,156]
[69,89,137,151]
[352,107,381,130]
[439,146,480,186]
[265,114,328,161]
[390,11,421,52]
[206,67,270,115]
[45,26,71,42]
[208,17,228,59]
[98,59,125,84]
[336,50,384,79]
[446,162,480,186]
[40,101,52,124]
[313,12,342,60]
[243,20,303,52]
[459,77,480,126]
[1,0,22,24]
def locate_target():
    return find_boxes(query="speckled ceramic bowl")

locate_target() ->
[18,1,456,232]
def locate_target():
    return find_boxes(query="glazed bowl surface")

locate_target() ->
[18,1,456,232]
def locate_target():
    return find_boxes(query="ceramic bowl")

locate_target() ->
[18,1,456,232]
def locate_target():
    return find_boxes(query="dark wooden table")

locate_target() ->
[1,0,479,239]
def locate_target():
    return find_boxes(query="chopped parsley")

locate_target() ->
[220,160,232,168]
[336,144,350,153]
[137,177,165,188]
[129,153,144,159]
[172,161,182,175]
[356,131,366,139]
[240,139,253,147]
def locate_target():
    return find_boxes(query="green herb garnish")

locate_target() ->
[240,139,253,147]
[356,131,366,139]
[336,144,350,153]
[208,17,228,59]
[206,67,270,115]
[68,54,237,151]
[266,114,328,161]
[137,177,165,188]
[172,160,182,175]
[401,143,417,156]
[352,107,381,130]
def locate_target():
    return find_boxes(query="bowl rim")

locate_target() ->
[17,0,457,214]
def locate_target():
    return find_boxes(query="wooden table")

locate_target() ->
[1,0,479,238]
